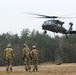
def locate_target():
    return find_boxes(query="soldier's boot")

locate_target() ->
[10,68,12,72]
[26,69,28,71]
[25,68,28,71]
[28,66,31,72]
[36,68,38,71]
[32,69,35,72]
[29,68,31,72]
[10,64,12,72]
[6,68,9,73]
[28,69,30,72]
[36,65,38,71]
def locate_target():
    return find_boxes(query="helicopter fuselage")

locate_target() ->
[42,20,68,34]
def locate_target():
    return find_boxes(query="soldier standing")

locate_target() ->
[22,43,31,72]
[31,45,39,71]
[4,44,15,73]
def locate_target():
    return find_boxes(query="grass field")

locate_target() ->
[0,63,76,75]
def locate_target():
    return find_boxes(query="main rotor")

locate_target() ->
[25,12,76,19]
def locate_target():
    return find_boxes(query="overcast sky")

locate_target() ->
[0,0,76,37]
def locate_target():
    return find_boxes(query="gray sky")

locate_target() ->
[0,0,76,37]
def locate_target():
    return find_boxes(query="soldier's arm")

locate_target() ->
[27,47,30,53]
[22,48,25,57]
[31,50,33,57]
[28,48,31,55]
[11,48,15,58]
[11,49,16,62]
[30,50,32,60]
[22,48,26,60]
[4,49,6,58]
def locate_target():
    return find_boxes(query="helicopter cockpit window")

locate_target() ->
[44,20,55,25]
[48,21,52,25]
[48,20,55,25]
[44,21,48,25]
[44,21,47,25]
[51,21,54,25]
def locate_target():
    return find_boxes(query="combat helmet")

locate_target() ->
[32,45,36,49]
[23,43,27,47]
[7,44,11,48]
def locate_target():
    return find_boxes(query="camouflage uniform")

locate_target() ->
[31,45,39,71]
[4,44,15,72]
[22,43,31,71]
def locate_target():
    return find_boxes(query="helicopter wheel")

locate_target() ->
[44,30,47,34]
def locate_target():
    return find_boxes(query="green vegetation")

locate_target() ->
[0,28,76,66]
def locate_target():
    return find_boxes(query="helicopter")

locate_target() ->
[26,13,76,37]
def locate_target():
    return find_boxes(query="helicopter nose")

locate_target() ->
[42,23,45,26]
[42,24,44,27]
[42,24,44,29]
[42,24,46,30]
[42,24,45,27]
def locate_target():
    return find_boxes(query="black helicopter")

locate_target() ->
[26,13,76,37]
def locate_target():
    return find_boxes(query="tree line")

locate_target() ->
[0,28,76,66]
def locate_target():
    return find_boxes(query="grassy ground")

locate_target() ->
[1,63,76,75]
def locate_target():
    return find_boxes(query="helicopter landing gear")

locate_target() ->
[44,30,47,34]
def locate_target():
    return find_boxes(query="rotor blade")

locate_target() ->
[58,17,76,18]
[25,12,76,19]
[25,12,58,18]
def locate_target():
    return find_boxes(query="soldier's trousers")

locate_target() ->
[32,60,38,71]
[24,57,31,71]
[5,58,13,72]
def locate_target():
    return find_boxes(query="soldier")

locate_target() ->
[4,44,15,73]
[22,43,31,72]
[31,45,39,71]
